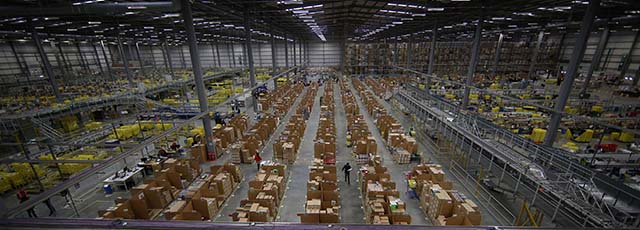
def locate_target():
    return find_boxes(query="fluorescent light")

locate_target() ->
[427,8,444,11]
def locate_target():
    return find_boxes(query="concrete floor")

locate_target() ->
[333,82,366,224]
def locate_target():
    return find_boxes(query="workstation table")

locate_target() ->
[103,167,145,191]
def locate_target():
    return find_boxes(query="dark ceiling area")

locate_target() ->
[0,0,638,44]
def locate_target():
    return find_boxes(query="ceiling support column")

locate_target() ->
[244,9,258,111]
[270,28,278,88]
[230,42,236,67]
[544,0,599,147]
[528,31,544,79]
[91,42,104,77]
[31,22,62,102]
[215,40,222,67]
[582,24,610,95]
[299,39,303,66]
[76,42,89,71]
[148,45,157,69]
[179,45,187,69]
[292,38,297,66]
[492,33,504,78]
[182,0,215,155]
[284,34,289,80]
[210,43,216,68]
[134,39,145,76]
[618,30,639,81]
[462,18,483,108]
[9,41,30,83]
[99,40,113,81]
[426,24,438,94]
[117,36,135,89]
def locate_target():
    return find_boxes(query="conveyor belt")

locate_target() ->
[395,90,622,227]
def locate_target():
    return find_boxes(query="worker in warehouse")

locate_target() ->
[341,162,353,185]
[16,188,37,218]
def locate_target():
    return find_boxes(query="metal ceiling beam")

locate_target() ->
[0,1,182,17]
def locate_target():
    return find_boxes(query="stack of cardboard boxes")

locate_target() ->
[314,84,337,165]
[358,166,412,225]
[341,80,379,166]
[299,165,340,223]
[354,79,418,164]
[410,164,481,226]
[231,163,287,222]
[231,115,278,164]
[98,159,242,221]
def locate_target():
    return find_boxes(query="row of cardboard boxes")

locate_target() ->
[98,157,242,221]
[408,164,482,226]
[355,79,417,164]
[314,83,337,165]
[300,84,341,223]
[339,80,382,166]
[300,165,340,223]
[230,82,306,164]
[231,163,287,222]
[273,83,319,164]
[358,166,411,225]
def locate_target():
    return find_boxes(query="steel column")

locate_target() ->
[215,40,221,67]
[117,36,135,89]
[210,43,217,68]
[76,42,88,71]
[164,42,175,75]
[427,24,437,93]
[148,45,157,69]
[406,38,413,69]
[31,22,62,102]
[182,0,215,154]
[57,42,70,73]
[99,40,113,80]
[92,42,104,77]
[284,34,289,79]
[134,40,145,76]
[618,30,640,80]
[543,0,600,147]
[292,38,296,66]
[299,39,303,66]
[244,9,258,111]
[230,43,236,67]
[179,45,187,69]
[462,18,483,108]
[528,31,545,79]
[492,33,504,77]
[581,24,610,94]
[9,41,30,81]
[270,29,277,88]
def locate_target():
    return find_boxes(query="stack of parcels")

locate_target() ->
[212,126,237,149]
[393,149,411,164]
[300,165,339,223]
[232,163,287,222]
[232,115,279,164]
[411,164,453,197]
[273,114,306,164]
[228,115,249,138]
[359,166,411,225]
[421,182,481,226]
[98,177,178,220]
[232,201,273,222]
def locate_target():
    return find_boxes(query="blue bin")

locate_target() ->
[103,184,113,194]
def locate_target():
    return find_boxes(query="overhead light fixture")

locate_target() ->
[88,21,101,24]
[427,8,444,11]
[127,6,147,10]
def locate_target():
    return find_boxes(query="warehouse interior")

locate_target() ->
[0,0,639,229]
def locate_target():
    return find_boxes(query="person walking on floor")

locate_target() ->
[17,188,37,218]
[43,198,56,216]
[341,163,353,185]
[254,152,262,171]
